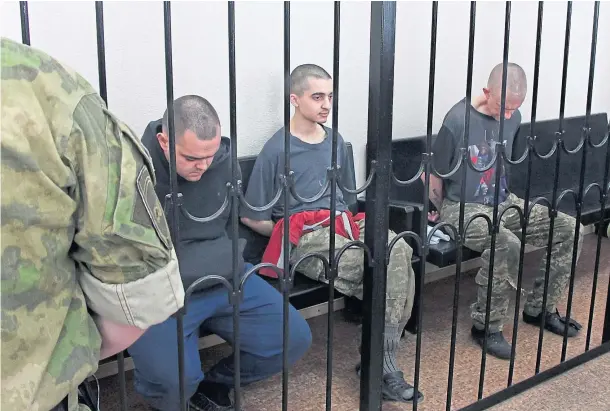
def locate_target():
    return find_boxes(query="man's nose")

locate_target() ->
[505,111,513,119]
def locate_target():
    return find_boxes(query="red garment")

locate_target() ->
[259,210,365,278]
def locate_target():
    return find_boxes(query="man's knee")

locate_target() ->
[287,309,312,363]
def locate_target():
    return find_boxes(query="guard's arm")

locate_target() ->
[71,94,184,334]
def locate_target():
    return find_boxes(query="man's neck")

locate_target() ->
[471,94,495,120]
[290,113,325,144]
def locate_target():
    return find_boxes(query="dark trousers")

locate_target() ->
[127,265,312,410]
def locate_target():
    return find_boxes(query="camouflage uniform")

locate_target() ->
[441,193,583,333]
[290,218,416,328]
[1,38,184,411]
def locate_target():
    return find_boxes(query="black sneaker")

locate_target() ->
[471,326,512,360]
[523,309,582,337]
[355,363,424,403]
[189,381,234,411]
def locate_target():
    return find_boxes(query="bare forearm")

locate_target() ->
[241,217,275,237]
[421,173,444,210]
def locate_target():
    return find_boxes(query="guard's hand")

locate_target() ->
[428,211,440,223]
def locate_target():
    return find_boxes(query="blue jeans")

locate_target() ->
[126,266,312,410]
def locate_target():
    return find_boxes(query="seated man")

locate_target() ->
[127,95,312,411]
[426,62,583,360]
[241,64,422,403]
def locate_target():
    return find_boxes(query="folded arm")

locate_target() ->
[71,95,185,356]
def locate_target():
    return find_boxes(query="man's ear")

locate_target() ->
[156,132,169,151]
[289,93,299,108]
[482,87,491,99]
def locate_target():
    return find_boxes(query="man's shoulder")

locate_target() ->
[258,127,285,158]
[141,118,162,151]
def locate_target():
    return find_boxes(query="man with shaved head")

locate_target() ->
[426,62,583,359]
[242,64,422,403]
[127,95,312,411]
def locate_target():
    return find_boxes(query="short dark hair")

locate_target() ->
[487,62,527,100]
[290,64,332,96]
[161,95,220,141]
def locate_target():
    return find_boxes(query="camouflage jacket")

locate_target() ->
[1,38,185,411]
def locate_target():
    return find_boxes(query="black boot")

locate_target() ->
[471,326,512,360]
[523,309,582,337]
[188,381,235,411]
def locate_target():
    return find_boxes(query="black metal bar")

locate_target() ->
[535,0,571,375]
[507,1,543,387]
[446,2,474,408]
[414,3,437,411]
[478,1,511,399]
[95,2,107,105]
[281,3,291,411]
[588,1,608,351]
[19,1,30,45]
[326,2,340,410]
[227,3,243,410]
[163,3,186,410]
[360,2,396,410]
[561,0,598,362]
[461,342,610,411]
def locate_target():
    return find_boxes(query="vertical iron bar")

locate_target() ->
[586,1,607,351]
[116,353,127,411]
[604,269,610,343]
[361,2,396,410]
[535,0,571,375]
[163,3,186,410]
[507,0,543,387]
[281,3,291,411]
[95,2,108,105]
[415,3,437,411]
[94,3,126,409]
[446,2,475,408]
[228,3,242,410]
[478,1,511,399]
[326,2,340,411]
[19,1,30,45]
[561,0,598,362]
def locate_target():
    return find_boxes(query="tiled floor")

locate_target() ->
[98,233,610,410]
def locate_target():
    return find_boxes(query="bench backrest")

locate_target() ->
[238,142,358,264]
[509,112,609,202]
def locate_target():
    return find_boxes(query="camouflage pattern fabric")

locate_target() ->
[1,38,184,411]
[290,218,416,326]
[441,193,583,333]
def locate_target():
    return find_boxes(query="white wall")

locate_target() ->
[2,1,609,185]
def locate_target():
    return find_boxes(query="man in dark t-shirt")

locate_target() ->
[242,64,422,404]
[427,63,583,360]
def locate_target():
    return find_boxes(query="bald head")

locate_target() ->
[162,95,220,141]
[487,62,527,100]
[290,64,332,96]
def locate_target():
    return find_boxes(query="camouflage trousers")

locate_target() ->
[290,218,416,327]
[441,193,583,333]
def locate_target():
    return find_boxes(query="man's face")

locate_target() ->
[291,77,333,123]
[483,87,524,121]
[157,128,221,182]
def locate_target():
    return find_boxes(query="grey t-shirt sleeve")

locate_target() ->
[241,151,277,221]
[432,123,458,175]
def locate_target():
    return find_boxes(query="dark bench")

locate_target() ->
[511,112,610,227]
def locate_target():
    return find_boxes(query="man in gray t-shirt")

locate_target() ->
[428,63,583,360]
[242,64,422,404]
